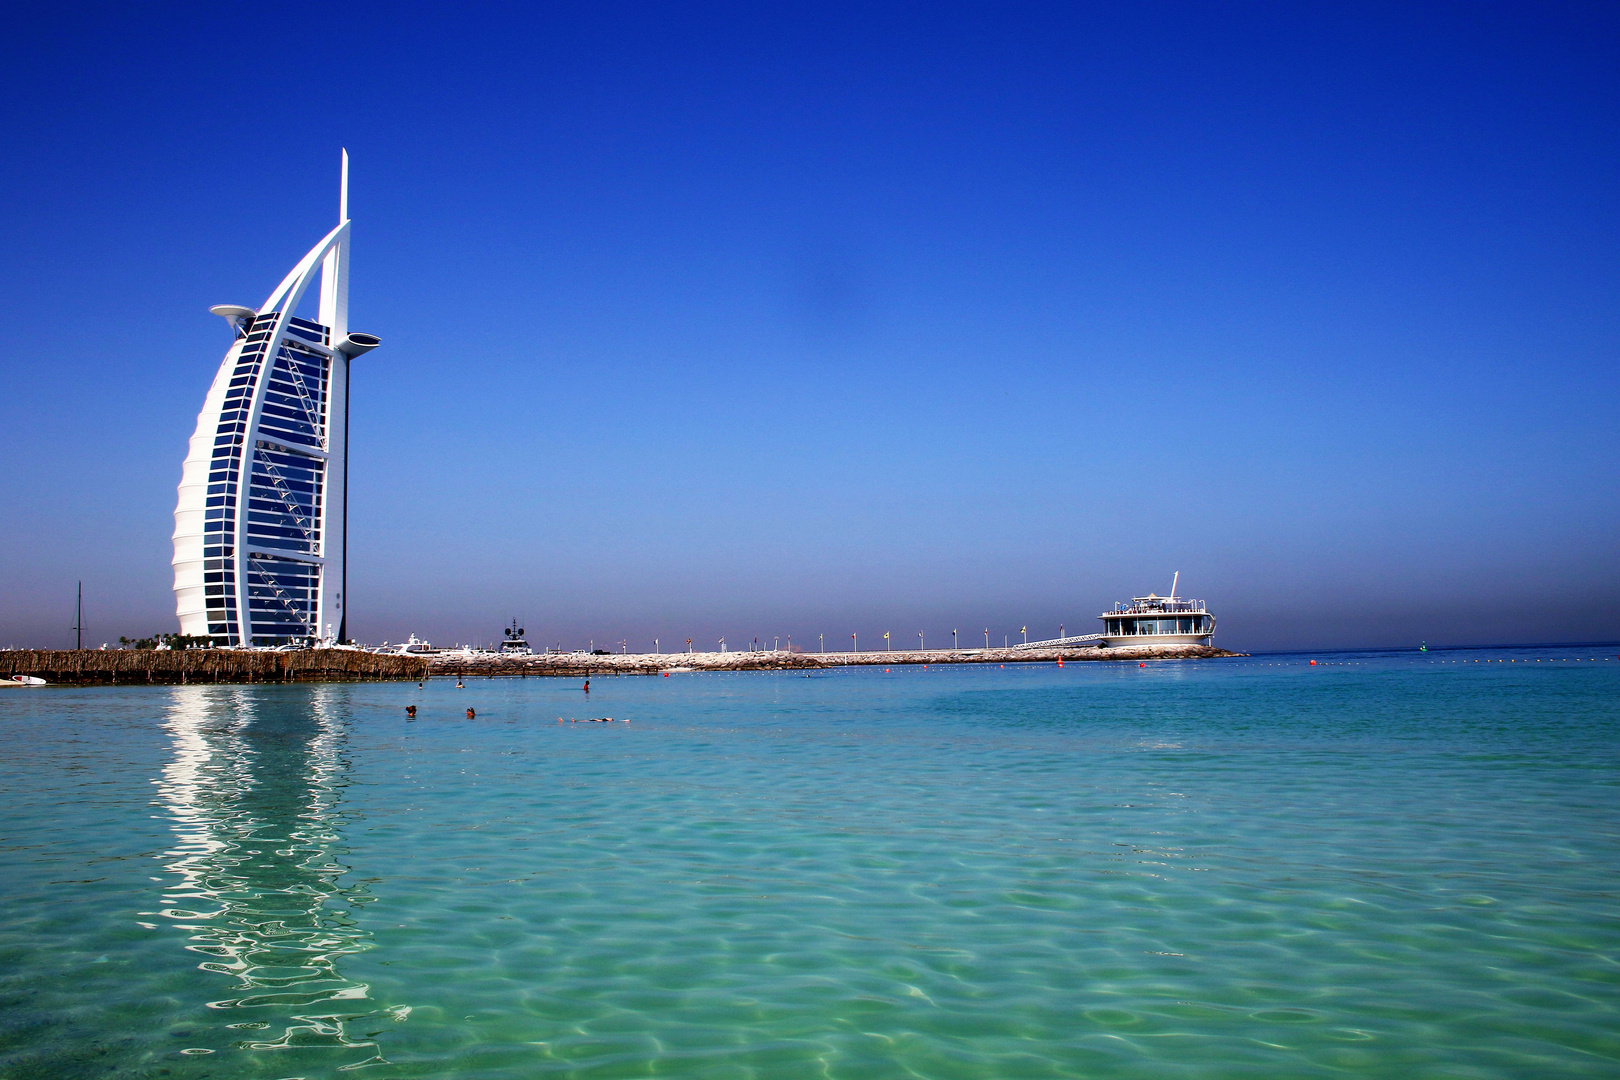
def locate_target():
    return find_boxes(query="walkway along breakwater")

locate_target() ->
[432,643,1243,678]
[0,649,429,686]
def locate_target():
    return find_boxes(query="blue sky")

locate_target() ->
[2,2,1616,652]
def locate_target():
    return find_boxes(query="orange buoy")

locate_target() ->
[1139,662,1146,668]
[1310,660,1317,665]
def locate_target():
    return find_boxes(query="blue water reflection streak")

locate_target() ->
[149,686,394,1069]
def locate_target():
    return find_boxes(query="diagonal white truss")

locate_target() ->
[255,453,314,539]
[248,555,315,633]
[276,351,326,449]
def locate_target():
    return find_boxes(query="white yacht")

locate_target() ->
[499,619,532,656]
[382,634,438,657]
[1099,573,1215,647]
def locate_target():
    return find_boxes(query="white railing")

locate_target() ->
[1012,633,1105,650]
[1111,599,1206,615]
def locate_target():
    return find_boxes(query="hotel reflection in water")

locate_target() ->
[149,686,400,1066]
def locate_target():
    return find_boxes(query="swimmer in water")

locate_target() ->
[406,705,417,718]
[466,707,476,719]
[583,679,590,693]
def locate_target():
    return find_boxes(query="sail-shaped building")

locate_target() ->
[172,151,380,647]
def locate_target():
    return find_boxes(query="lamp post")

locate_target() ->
[984,628,989,649]
[654,638,659,654]
[686,638,692,653]
[719,638,726,653]
[852,632,857,653]
[883,631,890,653]
[819,633,824,653]
[1021,626,1028,646]
[918,631,924,650]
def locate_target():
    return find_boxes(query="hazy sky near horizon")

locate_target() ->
[2,2,1617,653]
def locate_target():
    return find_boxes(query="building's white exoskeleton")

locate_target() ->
[173,151,379,647]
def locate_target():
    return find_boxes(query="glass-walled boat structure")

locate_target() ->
[1098,575,1215,647]
[172,152,380,647]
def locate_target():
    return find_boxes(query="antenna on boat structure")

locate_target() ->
[1169,571,1179,601]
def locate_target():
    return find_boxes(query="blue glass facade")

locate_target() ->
[1103,616,1214,637]
[203,315,333,646]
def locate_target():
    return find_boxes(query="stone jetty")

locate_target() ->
[0,649,429,686]
[431,643,1242,678]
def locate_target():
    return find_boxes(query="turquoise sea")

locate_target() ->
[1,646,1618,1078]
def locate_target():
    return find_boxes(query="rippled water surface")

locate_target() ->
[2,647,1618,1078]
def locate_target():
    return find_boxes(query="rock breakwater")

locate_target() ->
[431,644,1242,678]
[0,649,429,686]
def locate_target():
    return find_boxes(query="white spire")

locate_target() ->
[317,150,350,340]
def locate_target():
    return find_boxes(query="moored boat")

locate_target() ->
[499,619,532,656]
[381,634,438,657]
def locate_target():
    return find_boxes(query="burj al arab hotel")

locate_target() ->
[172,151,380,647]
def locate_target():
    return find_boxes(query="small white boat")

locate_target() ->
[2,675,47,687]
[381,634,438,657]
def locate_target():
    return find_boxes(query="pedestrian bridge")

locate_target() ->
[1012,633,1104,650]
